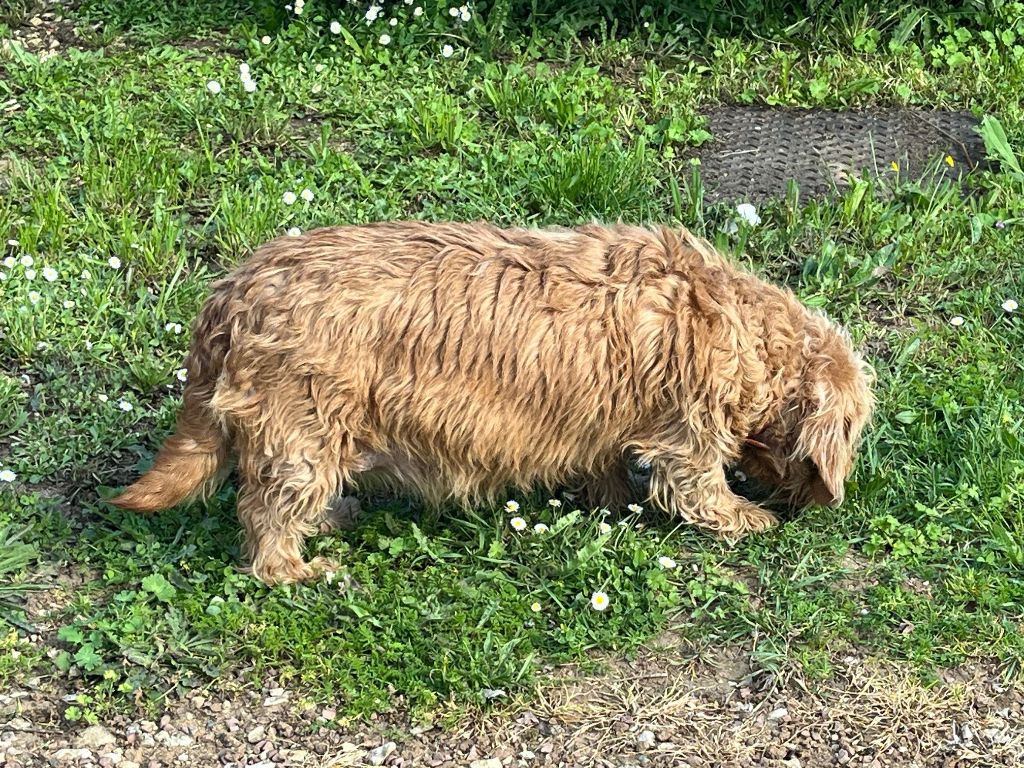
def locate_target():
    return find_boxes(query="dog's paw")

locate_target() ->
[729,502,778,534]
[319,496,362,533]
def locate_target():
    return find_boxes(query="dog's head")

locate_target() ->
[738,323,874,509]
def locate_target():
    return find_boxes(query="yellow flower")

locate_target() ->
[945,155,955,167]
[890,161,899,172]
[530,601,541,613]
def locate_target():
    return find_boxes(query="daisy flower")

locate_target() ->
[1002,299,1018,313]
[735,203,760,227]
[598,521,612,535]
[504,500,520,513]
[0,469,16,483]
[239,62,250,78]
[657,556,678,570]
[548,499,562,509]
[389,17,398,26]
[80,269,92,279]
[449,6,459,15]
[590,590,610,611]
[24,269,35,280]
[282,191,298,205]
[287,227,302,237]
[459,5,471,22]
[379,33,391,45]
[949,315,965,327]
[98,394,108,402]
[330,21,341,34]
[300,188,314,202]
[261,35,272,44]
[413,6,423,16]
[441,44,454,58]
[62,300,75,309]
[175,368,188,382]
[20,254,33,267]
[532,523,549,534]
[108,256,121,269]
[530,601,541,613]
[118,400,133,412]
[627,503,643,514]
[0,272,6,281]
[3,256,16,268]
[6,239,17,246]
[365,4,382,22]
[28,291,41,305]
[207,80,222,95]
[244,79,257,93]
[42,267,58,282]
[509,516,527,532]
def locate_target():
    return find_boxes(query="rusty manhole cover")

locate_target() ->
[691,107,989,204]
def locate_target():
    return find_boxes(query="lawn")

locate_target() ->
[1,0,1023,746]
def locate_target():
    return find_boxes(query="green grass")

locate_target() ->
[1,0,1023,723]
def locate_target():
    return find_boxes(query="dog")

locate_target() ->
[109,221,874,585]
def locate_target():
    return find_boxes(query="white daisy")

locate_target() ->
[0,469,16,483]
[459,5,471,21]
[532,523,549,534]
[365,4,382,22]
[949,315,965,327]
[389,17,398,26]
[20,254,33,267]
[287,227,302,237]
[207,80,222,95]
[736,203,761,227]
[98,394,108,402]
[3,256,15,268]
[657,556,678,570]
[282,191,298,205]
[28,290,41,305]
[108,256,121,269]
[300,188,314,202]
[449,6,459,15]
[118,400,133,412]
[261,35,272,44]
[0,272,6,281]
[548,499,562,508]
[42,267,58,282]
[598,521,612,535]
[330,21,342,34]
[504,500,520,513]
[6,239,18,246]
[530,601,541,612]
[62,300,75,309]
[413,6,423,16]
[80,269,92,279]
[175,368,188,383]
[379,33,391,45]
[441,44,454,58]
[24,269,35,280]
[590,591,610,611]
[1002,299,1018,313]
[627,503,643,514]
[510,516,527,532]
[239,62,250,78]
[243,79,257,93]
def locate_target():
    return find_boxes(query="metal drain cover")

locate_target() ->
[690,107,988,204]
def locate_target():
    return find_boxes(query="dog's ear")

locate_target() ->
[794,380,858,507]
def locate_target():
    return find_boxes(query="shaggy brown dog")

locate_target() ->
[109,222,874,585]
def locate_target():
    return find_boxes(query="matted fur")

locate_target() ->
[109,222,874,585]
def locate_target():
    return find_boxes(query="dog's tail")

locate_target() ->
[108,395,228,513]
[109,294,234,514]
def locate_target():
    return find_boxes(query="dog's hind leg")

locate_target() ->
[643,445,777,536]
[234,428,352,586]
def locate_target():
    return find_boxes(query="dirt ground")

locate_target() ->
[2,635,1022,768]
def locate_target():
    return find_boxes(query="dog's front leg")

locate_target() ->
[645,447,777,536]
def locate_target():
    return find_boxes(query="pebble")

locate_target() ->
[366,741,397,765]
[6,717,32,731]
[637,730,656,750]
[246,725,266,744]
[78,725,117,749]
[121,762,140,768]
[768,707,790,721]
[469,760,503,768]
[53,748,94,762]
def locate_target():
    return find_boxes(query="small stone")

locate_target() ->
[268,687,285,697]
[767,707,789,721]
[53,749,94,762]
[139,721,157,734]
[121,762,140,768]
[78,725,117,749]
[6,717,32,731]
[321,707,337,720]
[246,725,266,744]
[469,760,502,768]
[28,16,43,26]
[164,733,194,748]
[366,742,397,765]
[637,730,656,750]
[262,695,289,707]
[960,723,974,742]
[520,751,535,760]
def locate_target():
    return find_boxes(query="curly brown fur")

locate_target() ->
[108,221,874,585]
